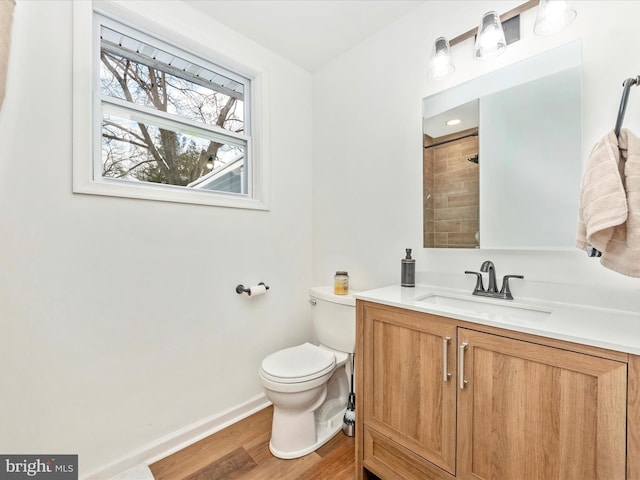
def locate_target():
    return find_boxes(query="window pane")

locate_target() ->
[100,26,245,135]
[102,112,246,194]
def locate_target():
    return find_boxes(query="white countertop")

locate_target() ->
[354,284,640,356]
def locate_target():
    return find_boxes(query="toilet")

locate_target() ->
[259,286,356,459]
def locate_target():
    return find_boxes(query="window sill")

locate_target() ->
[72,178,269,210]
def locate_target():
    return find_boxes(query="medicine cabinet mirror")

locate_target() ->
[422,41,582,250]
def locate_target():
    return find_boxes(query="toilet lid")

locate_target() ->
[261,343,336,383]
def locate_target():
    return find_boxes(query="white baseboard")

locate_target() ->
[80,393,271,480]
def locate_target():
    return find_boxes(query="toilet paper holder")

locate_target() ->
[236,282,270,295]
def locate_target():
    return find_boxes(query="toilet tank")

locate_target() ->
[309,286,357,354]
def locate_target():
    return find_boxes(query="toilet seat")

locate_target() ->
[260,343,336,384]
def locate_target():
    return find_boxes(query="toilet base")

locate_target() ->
[261,350,352,460]
[269,405,347,459]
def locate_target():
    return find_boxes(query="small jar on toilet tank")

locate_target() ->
[334,271,349,295]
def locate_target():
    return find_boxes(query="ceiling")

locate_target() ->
[422,100,479,138]
[183,0,427,72]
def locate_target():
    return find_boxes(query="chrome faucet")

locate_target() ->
[465,261,524,300]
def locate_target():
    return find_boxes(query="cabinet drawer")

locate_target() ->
[363,426,455,480]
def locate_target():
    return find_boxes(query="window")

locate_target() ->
[73,3,269,209]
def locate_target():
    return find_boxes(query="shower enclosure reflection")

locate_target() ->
[423,123,479,248]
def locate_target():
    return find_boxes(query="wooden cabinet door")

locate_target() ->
[361,304,457,475]
[457,328,627,480]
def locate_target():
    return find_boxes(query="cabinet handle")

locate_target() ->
[443,336,452,381]
[459,342,468,390]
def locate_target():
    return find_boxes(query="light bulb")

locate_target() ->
[534,0,576,36]
[474,11,506,60]
[428,37,455,79]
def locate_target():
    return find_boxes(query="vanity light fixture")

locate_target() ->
[534,0,577,36]
[473,11,507,60]
[427,0,576,80]
[427,36,455,79]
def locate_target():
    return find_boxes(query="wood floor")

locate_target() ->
[150,406,356,480]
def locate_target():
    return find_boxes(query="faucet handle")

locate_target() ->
[464,271,485,294]
[500,275,524,300]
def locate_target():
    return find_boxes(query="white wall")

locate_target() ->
[0,0,313,474]
[313,1,640,305]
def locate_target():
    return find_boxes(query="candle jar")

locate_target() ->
[334,271,349,295]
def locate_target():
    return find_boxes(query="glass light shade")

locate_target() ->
[428,37,455,79]
[473,11,506,60]
[534,0,576,36]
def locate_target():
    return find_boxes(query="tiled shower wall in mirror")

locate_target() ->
[423,129,479,248]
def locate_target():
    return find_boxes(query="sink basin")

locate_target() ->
[415,293,551,323]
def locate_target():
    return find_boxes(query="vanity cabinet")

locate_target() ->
[356,301,631,480]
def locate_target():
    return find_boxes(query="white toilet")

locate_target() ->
[259,286,356,459]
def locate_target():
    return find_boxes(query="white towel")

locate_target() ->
[577,128,640,277]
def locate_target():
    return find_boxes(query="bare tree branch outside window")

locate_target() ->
[99,32,247,193]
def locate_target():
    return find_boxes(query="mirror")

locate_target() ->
[422,41,582,250]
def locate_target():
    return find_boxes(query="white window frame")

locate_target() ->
[72,1,270,210]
